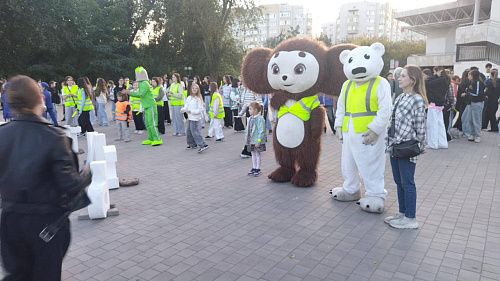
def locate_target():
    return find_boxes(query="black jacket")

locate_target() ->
[425,75,448,106]
[0,114,91,214]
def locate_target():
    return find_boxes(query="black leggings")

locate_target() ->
[78,111,94,134]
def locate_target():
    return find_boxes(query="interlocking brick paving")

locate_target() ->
[2,110,500,281]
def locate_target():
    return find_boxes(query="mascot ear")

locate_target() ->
[339,49,351,64]
[322,44,357,96]
[241,48,274,94]
[370,42,385,56]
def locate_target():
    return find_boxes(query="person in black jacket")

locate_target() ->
[0,75,92,281]
[482,69,499,132]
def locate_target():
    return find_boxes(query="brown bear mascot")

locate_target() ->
[241,38,355,187]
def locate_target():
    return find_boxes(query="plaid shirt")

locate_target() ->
[386,93,427,163]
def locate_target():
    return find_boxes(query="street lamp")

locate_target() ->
[184,66,193,78]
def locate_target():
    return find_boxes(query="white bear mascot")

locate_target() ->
[330,42,392,213]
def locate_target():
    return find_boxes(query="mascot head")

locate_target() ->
[339,42,385,83]
[135,66,149,82]
[241,38,356,98]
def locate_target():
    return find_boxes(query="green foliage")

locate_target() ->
[317,33,332,47]
[0,0,259,81]
[345,36,426,75]
[264,26,301,49]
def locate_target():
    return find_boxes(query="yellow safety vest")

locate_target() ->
[62,85,78,107]
[152,86,164,106]
[342,76,382,133]
[169,83,184,106]
[130,96,141,111]
[277,95,320,121]
[209,92,225,119]
[76,89,94,111]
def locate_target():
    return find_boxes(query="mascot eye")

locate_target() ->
[294,63,306,75]
[348,57,353,63]
[364,54,370,59]
[272,64,280,74]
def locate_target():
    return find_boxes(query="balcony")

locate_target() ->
[455,21,500,46]
[456,42,500,65]
[407,53,455,67]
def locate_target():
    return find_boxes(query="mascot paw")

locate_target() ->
[330,188,361,201]
[268,167,295,183]
[291,170,317,187]
[356,197,385,213]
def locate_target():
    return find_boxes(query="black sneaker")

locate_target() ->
[187,145,196,149]
[215,138,224,142]
[248,169,257,175]
[198,145,209,153]
[252,169,261,176]
[205,136,213,139]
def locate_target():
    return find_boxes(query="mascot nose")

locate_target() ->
[352,67,367,75]
[282,75,288,81]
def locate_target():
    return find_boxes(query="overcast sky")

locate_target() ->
[256,0,456,35]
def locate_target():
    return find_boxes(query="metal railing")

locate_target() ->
[456,42,500,65]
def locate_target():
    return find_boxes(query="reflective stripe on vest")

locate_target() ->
[342,77,381,133]
[116,101,131,121]
[169,83,184,106]
[62,85,78,107]
[209,92,225,119]
[130,96,141,111]
[277,95,320,121]
[77,89,94,111]
[152,87,164,106]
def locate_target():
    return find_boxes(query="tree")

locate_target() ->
[264,25,301,48]
[346,36,425,75]
[317,33,332,47]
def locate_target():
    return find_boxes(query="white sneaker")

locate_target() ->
[474,137,481,143]
[138,130,144,135]
[468,135,474,141]
[384,213,404,224]
[240,154,251,158]
[389,217,419,229]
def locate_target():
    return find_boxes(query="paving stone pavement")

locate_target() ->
[3,112,500,281]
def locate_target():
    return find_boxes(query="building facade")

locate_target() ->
[233,4,312,49]
[396,0,500,74]
[322,1,421,44]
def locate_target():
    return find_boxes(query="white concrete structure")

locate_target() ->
[396,0,500,74]
[87,160,110,219]
[326,1,422,44]
[103,145,119,190]
[233,4,312,49]
[63,125,81,153]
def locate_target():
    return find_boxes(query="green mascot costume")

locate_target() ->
[129,66,163,146]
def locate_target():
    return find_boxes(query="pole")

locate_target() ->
[473,0,481,25]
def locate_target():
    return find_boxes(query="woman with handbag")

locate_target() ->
[0,75,92,280]
[385,65,428,229]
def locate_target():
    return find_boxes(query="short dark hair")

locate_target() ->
[422,68,433,77]
[6,75,42,114]
[486,63,492,68]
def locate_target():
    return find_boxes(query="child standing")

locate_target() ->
[206,82,225,141]
[115,92,132,142]
[246,102,266,176]
[181,82,209,152]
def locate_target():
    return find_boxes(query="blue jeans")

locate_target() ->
[111,102,116,121]
[390,157,417,218]
[96,102,109,126]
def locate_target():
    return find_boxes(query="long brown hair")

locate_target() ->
[491,69,498,88]
[77,77,94,100]
[96,78,107,96]
[404,65,428,105]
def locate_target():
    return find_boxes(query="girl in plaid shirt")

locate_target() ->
[385,65,428,229]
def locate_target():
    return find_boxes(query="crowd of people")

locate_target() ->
[386,63,500,144]
[1,62,499,279]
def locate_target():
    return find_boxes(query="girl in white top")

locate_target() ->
[181,82,209,152]
[95,78,109,126]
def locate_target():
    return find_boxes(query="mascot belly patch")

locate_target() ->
[276,100,305,148]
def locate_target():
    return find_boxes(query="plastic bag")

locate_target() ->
[426,104,448,149]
